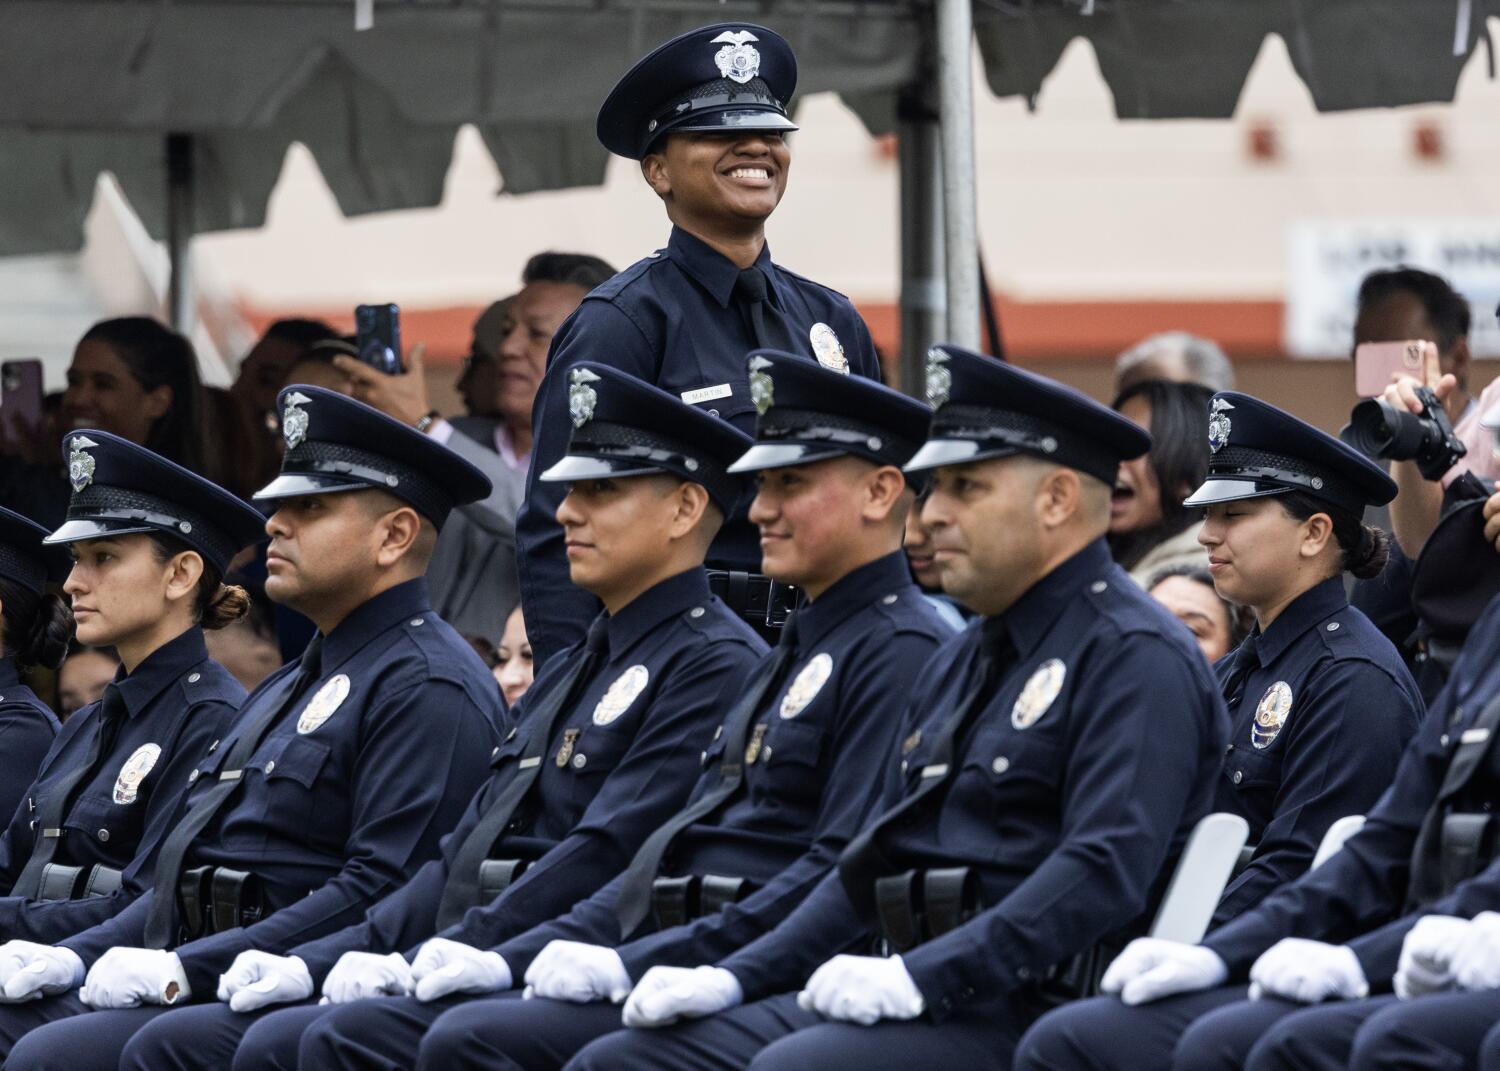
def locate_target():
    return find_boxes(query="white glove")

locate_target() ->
[1395,915,1471,999]
[1100,939,1228,1006]
[1452,912,1500,991]
[522,941,631,1005]
[215,951,314,1012]
[320,951,415,1005]
[621,966,743,1028]
[1248,939,1368,1003]
[80,948,189,1008]
[0,942,84,1002]
[796,954,925,1025]
[411,938,512,1003]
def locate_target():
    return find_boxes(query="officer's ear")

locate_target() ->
[372,505,425,568]
[860,465,908,525]
[161,549,205,606]
[641,154,672,200]
[665,479,711,542]
[1297,511,1335,561]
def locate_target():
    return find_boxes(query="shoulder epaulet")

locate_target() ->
[770,262,855,302]
[586,252,666,301]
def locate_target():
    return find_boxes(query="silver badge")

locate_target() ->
[112,743,161,805]
[568,368,601,428]
[594,665,650,726]
[809,323,849,374]
[711,30,761,84]
[67,435,98,493]
[749,355,775,416]
[282,391,312,450]
[1208,397,1234,454]
[925,348,952,409]
[780,653,833,719]
[1252,681,1293,749]
[298,673,350,735]
[1012,659,1066,731]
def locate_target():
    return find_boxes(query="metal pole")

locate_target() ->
[934,0,979,350]
[165,133,195,332]
[897,82,945,397]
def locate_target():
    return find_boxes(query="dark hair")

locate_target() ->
[0,578,72,670]
[522,252,617,293]
[145,534,250,631]
[1107,379,1216,571]
[1147,564,1252,650]
[1356,267,1471,355]
[80,317,206,472]
[1278,491,1390,580]
[262,319,340,350]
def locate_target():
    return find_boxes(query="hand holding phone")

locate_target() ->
[1354,340,1440,398]
[355,304,403,376]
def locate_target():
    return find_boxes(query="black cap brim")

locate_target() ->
[728,442,844,474]
[252,472,371,502]
[1182,478,1293,508]
[539,454,669,483]
[904,439,1020,474]
[654,109,798,147]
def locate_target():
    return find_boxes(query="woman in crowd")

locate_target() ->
[1148,564,1248,664]
[56,644,119,721]
[493,604,534,709]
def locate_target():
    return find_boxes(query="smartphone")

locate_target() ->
[354,304,402,376]
[1,359,45,433]
[1354,340,1440,398]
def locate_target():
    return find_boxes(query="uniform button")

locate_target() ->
[1232,770,1243,784]
[1090,581,1107,594]
[1016,967,1032,981]
[572,753,587,770]
[762,747,773,762]
[265,761,276,775]
[410,618,425,627]
[1442,734,1451,747]
[1326,622,1340,632]
[690,607,706,619]
[188,672,201,683]
[188,770,200,784]
[992,756,1010,775]
[709,409,720,418]
[882,594,898,605]
[97,829,109,842]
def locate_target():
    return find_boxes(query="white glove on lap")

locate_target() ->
[621,966,743,1028]
[80,948,189,1008]
[797,954,925,1025]
[522,941,630,1004]
[1100,938,1228,1006]
[216,951,314,1012]
[0,942,84,1003]
[1248,939,1368,1004]
[321,951,415,1005]
[1395,915,1470,999]
[411,938,511,1003]
[1451,912,1500,991]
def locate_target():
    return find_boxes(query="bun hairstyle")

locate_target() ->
[145,534,250,631]
[0,577,73,670]
[1279,491,1391,581]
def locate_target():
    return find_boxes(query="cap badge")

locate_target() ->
[781,652,833,719]
[1252,681,1293,749]
[810,323,849,374]
[1012,658,1066,730]
[568,368,601,428]
[67,435,98,493]
[1208,397,1235,454]
[711,30,761,84]
[749,355,775,415]
[282,391,312,450]
[925,348,952,409]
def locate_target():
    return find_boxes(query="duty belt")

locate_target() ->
[478,858,529,904]
[176,866,264,942]
[35,862,122,902]
[1434,813,1499,899]
[706,571,798,630]
[650,874,757,929]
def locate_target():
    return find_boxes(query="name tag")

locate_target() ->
[920,763,950,779]
[681,384,733,405]
[1461,728,1491,744]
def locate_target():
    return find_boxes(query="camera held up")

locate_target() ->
[1341,386,1466,482]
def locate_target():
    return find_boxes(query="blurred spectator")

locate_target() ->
[203,584,283,692]
[230,318,340,424]
[333,251,616,640]
[454,297,513,423]
[902,499,969,633]
[1107,379,1215,584]
[284,337,359,398]
[1147,564,1248,663]
[56,643,119,721]
[494,605,534,709]
[1113,331,1234,396]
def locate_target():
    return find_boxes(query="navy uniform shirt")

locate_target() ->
[516,226,881,664]
[1204,588,1500,988]
[0,629,240,942]
[0,658,59,834]
[289,568,765,981]
[493,551,954,979]
[1211,576,1423,924]
[60,579,499,996]
[714,540,1229,1021]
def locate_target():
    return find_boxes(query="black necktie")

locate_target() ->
[435,617,611,929]
[1220,634,1261,711]
[12,684,127,898]
[838,618,1015,920]
[613,613,802,937]
[142,636,324,949]
[732,267,796,353]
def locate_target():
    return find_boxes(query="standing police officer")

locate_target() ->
[0,386,500,1070]
[517,22,882,663]
[438,347,1228,1071]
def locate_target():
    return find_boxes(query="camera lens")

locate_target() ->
[1342,398,1433,462]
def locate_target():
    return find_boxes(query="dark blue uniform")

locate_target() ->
[0,658,60,833]
[0,629,239,941]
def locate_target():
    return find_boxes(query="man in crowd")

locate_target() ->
[1113,332,1235,396]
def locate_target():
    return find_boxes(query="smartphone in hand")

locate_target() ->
[1354,340,1440,398]
[1,359,45,433]
[355,304,403,376]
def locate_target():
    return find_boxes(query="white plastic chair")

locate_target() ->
[1148,813,1251,945]
[1311,814,1366,870]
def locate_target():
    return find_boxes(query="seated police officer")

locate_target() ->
[518,22,882,661]
[255,351,951,1071]
[0,435,262,943]
[433,346,1229,1071]
[113,365,767,1070]
[1014,393,1426,1071]
[0,386,501,1070]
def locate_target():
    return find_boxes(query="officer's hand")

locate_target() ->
[1381,372,1456,415]
[321,951,415,1004]
[1481,492,1500,556]
[620,966,743,1029]
[522,941,630,1004]
[1451,912,1500,991]
[216,951,314,1012]
[1100,938,1228,1006]
[332,345,431,427]
[1248,939,1368,1003]
[0,942,83,1002]
[411,938,511,1003]
[80,948,189,1008]
[796,954,925,1026]
[1395,915,1470,998]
